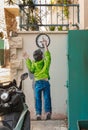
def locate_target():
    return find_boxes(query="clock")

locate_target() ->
[36,33,50,48]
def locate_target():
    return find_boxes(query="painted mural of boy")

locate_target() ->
[23,41,52,120]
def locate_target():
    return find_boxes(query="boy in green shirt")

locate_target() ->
[23,42,52,120]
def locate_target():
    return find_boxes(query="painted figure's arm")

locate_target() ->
[42,38,49,51]
[23,51,35,73]
[23,51,29,60]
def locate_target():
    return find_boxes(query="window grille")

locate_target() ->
[18,0,79,31]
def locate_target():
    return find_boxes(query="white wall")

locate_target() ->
[18,32,68,119]
[84,0,88,29]
[79,0,88,29]
[79,0,84,29]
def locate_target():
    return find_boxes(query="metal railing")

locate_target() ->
[19,0,79,31]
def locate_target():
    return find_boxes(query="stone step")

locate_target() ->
[31,120,68,130]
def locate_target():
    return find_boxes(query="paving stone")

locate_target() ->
[31,120,68,130]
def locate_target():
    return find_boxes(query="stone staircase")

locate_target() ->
[31,120,68,130]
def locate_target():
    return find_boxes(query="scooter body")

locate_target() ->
[0,73,30,130]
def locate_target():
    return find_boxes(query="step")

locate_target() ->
[31,120,68,130]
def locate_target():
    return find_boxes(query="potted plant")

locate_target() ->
[58,26,63,31]
[49,26,55,31]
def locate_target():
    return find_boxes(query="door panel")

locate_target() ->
[68,30,88,130]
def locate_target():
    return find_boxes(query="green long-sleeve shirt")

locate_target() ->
[26,51,51,81]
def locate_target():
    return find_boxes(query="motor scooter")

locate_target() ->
[0,72,30,130]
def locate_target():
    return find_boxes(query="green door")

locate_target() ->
[0,39,4,66]
[68,30,88,130]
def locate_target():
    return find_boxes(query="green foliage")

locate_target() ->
[58,25,69,31]
[29,15,39,30]
[63,7,69,18]
[49,26,55,31]
[58,26,63,31]
[50,0,72,19]
[50,0,72,4]
[63,0,71,18]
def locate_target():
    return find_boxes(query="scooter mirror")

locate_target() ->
[21,73,28,80]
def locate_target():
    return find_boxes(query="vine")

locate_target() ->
[50,0,72,19]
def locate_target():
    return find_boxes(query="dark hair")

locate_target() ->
[33,49,43,61]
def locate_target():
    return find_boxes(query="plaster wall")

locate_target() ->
[84,0,88,29]
[17,32,68,119]
[79,0,88,29]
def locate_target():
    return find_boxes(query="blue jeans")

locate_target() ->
[34,80,52,115]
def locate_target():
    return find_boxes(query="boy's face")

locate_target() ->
[33,49,43,61]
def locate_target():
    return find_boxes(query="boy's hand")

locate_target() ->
[42,37,47,47]
[23,52,29,60]
[41,37,48,51]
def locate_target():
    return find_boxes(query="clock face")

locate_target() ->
[36,33,50,48]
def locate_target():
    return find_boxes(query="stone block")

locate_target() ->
[10,69,17,81]
[10,59,23,69]
[9,37,23,49]
[10,48,17,60]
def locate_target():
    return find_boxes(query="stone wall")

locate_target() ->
[0,1,6,33]
[9,37,23,81]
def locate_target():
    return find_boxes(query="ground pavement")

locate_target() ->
[31,119,68,130]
